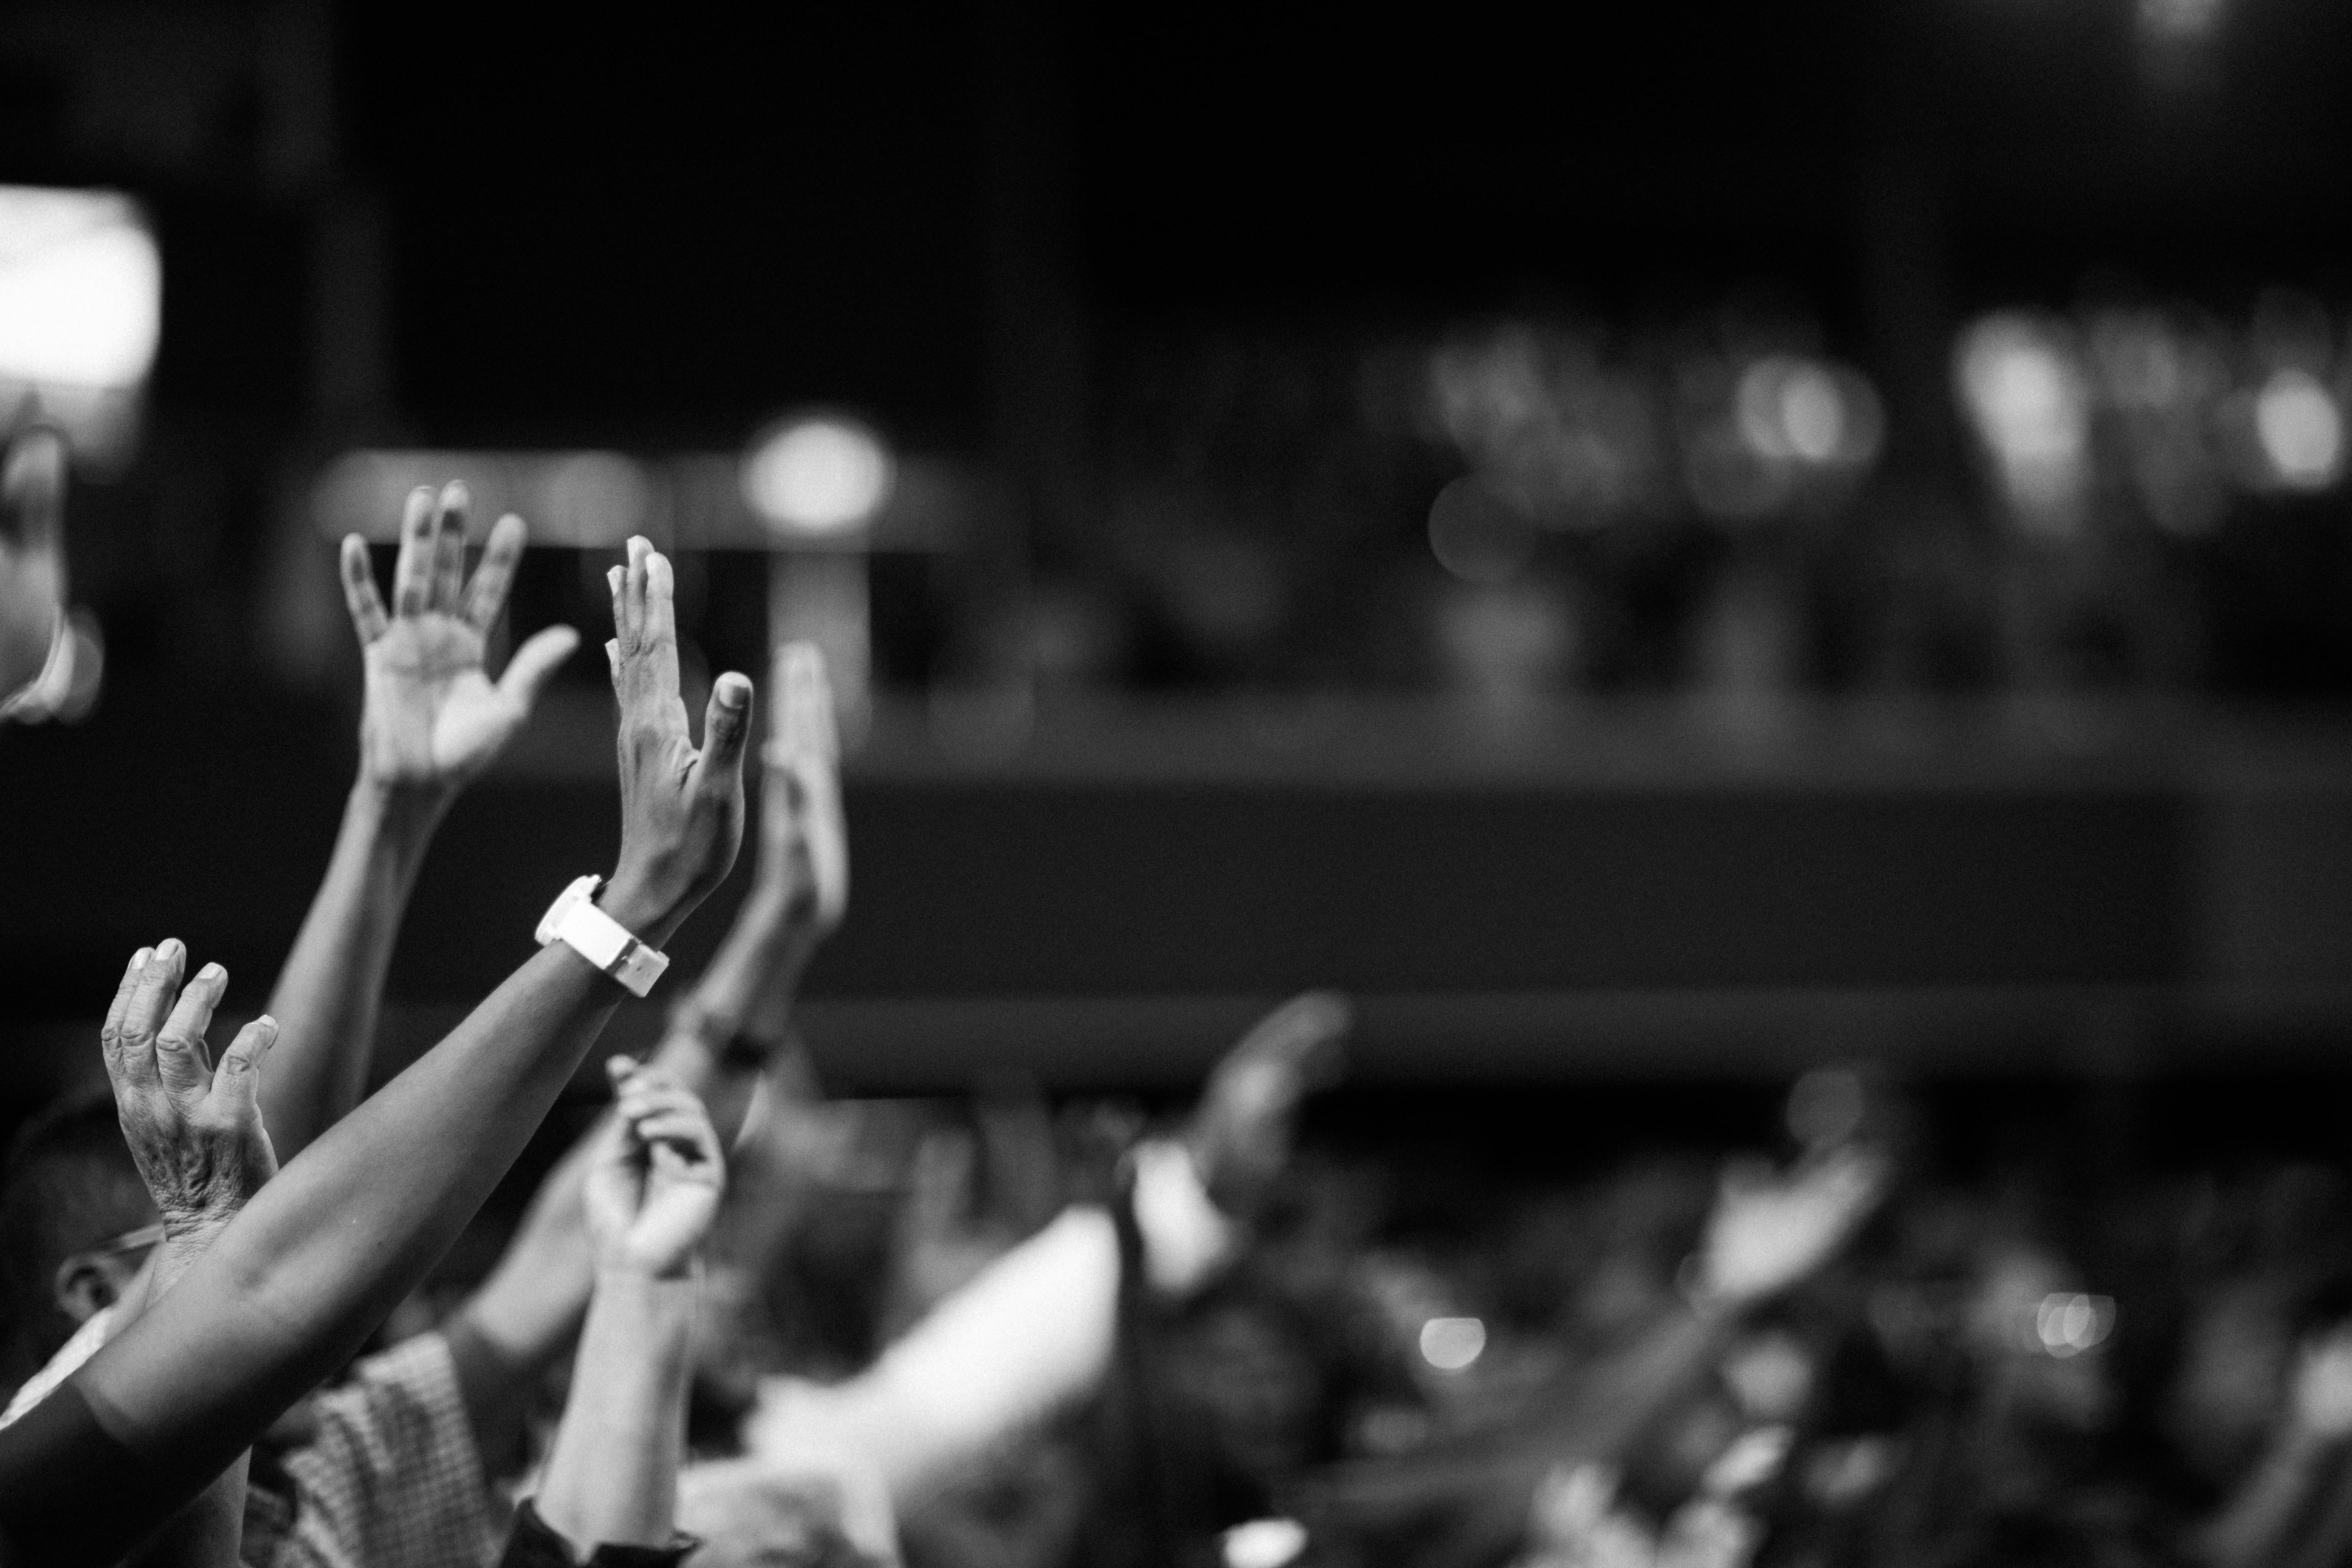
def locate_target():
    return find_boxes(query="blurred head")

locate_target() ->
[0,1092,157,1379]
[1170,1288,1334,1482]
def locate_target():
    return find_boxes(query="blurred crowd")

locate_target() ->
[3,435,2352,1568]
[1032,291,2352,700]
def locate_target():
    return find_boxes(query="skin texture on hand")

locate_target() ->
[0,428,66,702]
[98,943,279,1252]
[583,1061,725,1280]
[602,535,752,940]
[341,482,579,798]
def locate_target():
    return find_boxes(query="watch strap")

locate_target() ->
[537,875,672,997]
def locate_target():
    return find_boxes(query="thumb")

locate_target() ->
[497,625,580,713]
[209,1016,279,1118]
[699,671,754,777]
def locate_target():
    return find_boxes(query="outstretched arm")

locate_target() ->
[261,483,576,1162]
[446,641,849,1462]
[0,535,750,1567]
[527,1063,723,1557]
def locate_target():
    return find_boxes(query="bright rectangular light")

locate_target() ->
[0,186,161,464]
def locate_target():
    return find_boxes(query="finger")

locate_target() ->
[462,512,528,630]
[156,962,227,1102]
[617,1083,702,1124]
[610,1057,676,1094]
[642,547,677,650]
[634,1111,720,1170]
[624,537,653,643]
[428,481,470,612]
[699,672,753,778]
[3,427,66,553]
[208,1016,279,1117]
[339,535,390,643]
[628,546,680,701]
[628,1107,710,1146]
[390,487,435,616]
[100,947,153,1071]
[496,625,579,714]
[123,939,186,1049]
[1238,989,1354,1060]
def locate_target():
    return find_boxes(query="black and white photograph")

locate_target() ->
[2,2,2352,1564]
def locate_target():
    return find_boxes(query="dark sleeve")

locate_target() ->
[499,1498,700,1568]
[0,1378,224,1567]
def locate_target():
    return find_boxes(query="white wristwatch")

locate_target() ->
[535,875,670,997]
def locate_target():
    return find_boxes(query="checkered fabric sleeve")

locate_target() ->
[250,1331,506,1568]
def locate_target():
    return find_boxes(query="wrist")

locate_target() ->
[348,775,456,843]
[598,869,692,950]
[156,1205,239,1280]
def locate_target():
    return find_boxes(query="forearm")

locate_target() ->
[123,1454,246,1568]
[258,782,448,1160]
[535,1269,695,1550]
[451,901,805,1450]
[657,889,814,1141]
[80,931,660,1515]
[114,1226,250,1568]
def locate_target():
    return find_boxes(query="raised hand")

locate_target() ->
[1693,1144,1888,1310]
[98,941,280,1261]
[340,482,578,795]
[0,426,67,705]
[1188,989,1353,1216]
[602,535,752,938]
[584,1060,725,1279]
[755,641,849,937]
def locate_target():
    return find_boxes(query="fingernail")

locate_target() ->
[606,566,624,594]
[198,963,225,986]
[156,939,182,964]
[716,673,750,709]
[442,479,469,507]
[129,946,151,970]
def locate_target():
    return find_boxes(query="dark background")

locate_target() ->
[2,0,2350,1130]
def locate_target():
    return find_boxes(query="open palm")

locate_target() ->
[341,482,577,791]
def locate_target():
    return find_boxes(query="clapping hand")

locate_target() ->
[98,941,280,1260]
[584,1060,725,1279]
[1693,1145,1889,1310]
[754,642,849,939]
[340,482,579,796]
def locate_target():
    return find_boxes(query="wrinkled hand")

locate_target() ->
[2294,1325,2352,1439]
[584,1059,725,1278]
[1695,1145,1888,1309]
[603,535,752,936]
[754,641,849,937]
[98,941,279,1245]
[341,482,578,795]
[0,428,66,703]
